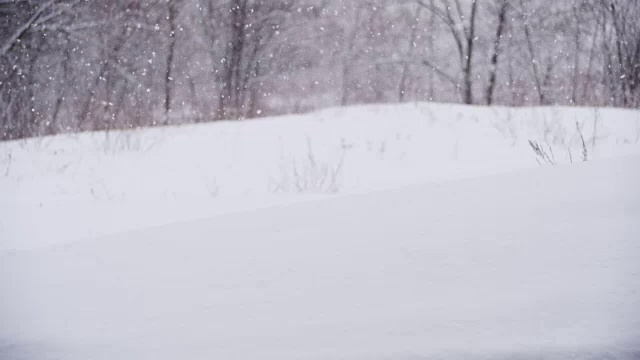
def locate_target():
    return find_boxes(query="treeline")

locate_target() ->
[1,0,639,140]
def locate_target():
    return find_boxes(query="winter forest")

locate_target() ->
[1,0,639,141]
[4,1,640,359]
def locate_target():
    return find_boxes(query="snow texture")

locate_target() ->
[1,155,640,360]
[1,103,640,359]
[1,103,640,251]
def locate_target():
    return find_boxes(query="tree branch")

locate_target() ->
[0,0,55,58]
[423,59,458,85]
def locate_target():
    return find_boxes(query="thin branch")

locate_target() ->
[0,0,55,58]
[417,0,452,27]
[423,59,458,85]
[452,0,469,37]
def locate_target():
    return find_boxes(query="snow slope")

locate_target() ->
[2,155,640,360]
[1,103,640,251]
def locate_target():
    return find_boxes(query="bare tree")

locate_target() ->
[201,0,293,119]
[164,0,182,123]
[338,2,366,106]
[2,0,638,141]
[485,0,509,105]
[418,0,479,104]
[398,4,423,102]
[604,0,640,106]
[518,0,547,104]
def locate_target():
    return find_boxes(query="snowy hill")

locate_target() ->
[2,154,640,360]
[1,103,640,251]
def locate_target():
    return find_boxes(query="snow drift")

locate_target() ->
[2,154,640,360]
[1,103,639,251]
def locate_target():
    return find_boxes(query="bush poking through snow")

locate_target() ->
[576,121,589,162]
[529,140,557,166]
[530,122,590,165]
[270,138,349,194]
[2,150,10,177]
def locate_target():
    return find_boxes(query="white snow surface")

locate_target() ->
[1,103,640,251]
[1,103,640,359]
[1,155,640,359]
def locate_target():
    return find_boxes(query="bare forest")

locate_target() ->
[1,0,639,141]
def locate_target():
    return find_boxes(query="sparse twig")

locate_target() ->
[2,150,11,177]
[568,148,573,164]
[271,137,350,194]
[592,108,599,152]
[576,121,588,162]
[528,140,556,165]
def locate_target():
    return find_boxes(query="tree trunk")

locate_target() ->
[399,5,422,102]
[486,0,508,105]
[220,0,248,119]
[340,4,361,107]
[462,0,478,105]
[164,0,179,124]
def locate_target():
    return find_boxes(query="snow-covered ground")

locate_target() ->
[2,154,640,360]
[1,103,640,251]
[1,103,640,359]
